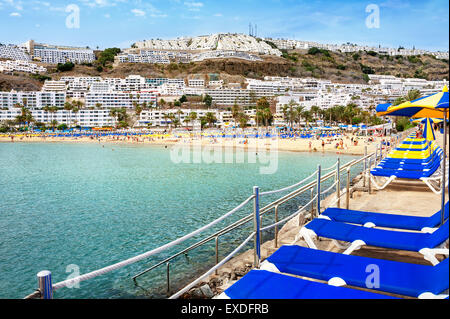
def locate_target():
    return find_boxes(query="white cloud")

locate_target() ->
[214,13,223,17]
[10,11,21,16]
[184,1,203,8]
[131,8,145,17]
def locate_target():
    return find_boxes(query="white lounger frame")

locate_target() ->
[369,159,449,195]
[294,220,449,267]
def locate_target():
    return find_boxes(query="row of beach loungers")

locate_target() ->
[219,135,449,299]
[370,135,448,194]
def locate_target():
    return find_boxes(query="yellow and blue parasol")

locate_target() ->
[376,86,449,225]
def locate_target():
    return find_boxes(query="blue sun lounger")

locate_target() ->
[321,202,449,232]
[261,246,449,299]
[298,218,449,265]
[370,160,441,179]
[370,149,446,194]
[218,269,396,299]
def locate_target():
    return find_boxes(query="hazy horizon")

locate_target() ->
[0,0,449,52]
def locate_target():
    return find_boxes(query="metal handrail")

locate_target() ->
[131,154,374,287]
[27,149,378,299]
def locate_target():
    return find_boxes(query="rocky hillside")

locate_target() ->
[1,48,448,91]
[0,73,43,91]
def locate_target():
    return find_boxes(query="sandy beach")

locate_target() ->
[0,132,393,156]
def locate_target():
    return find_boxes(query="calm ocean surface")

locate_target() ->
[0,142,359,299]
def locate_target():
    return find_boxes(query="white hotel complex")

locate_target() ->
[0,60,47,74]
[0,34,448,129]
[1,70,447,128]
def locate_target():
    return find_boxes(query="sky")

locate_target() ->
[0,0,448,51]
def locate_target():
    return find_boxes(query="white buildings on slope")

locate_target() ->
[85,91,157,108]
[0,60,47,74]
[0,91,66,109]
[0,108,115,127]
[133,33,282,56]
[0,44,31,61]
[265,38,449,59]
[20,40,96,64]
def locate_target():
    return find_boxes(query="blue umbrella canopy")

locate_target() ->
[376,86,449,226]
[422,117,436,141]
[377,86,449,118]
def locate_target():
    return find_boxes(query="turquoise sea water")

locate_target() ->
[0,142,360,299]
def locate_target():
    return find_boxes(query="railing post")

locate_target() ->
[336,159,341,208]
[274,205,279,248]
[346,167,351,210]
[310,188,314,216]
[37,270,53,299]
[253,186,261,269]
[166,262,171,297]
[363,147,367,188]
[316,165,321,216]
[368,157,372,195]
[215,236,219,275]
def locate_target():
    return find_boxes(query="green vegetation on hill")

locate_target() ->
[97,48,121,66]
[2,48,448,92]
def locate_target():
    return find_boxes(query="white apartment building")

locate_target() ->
[60,76,103,84]
[33,48,96,64]
[0,108,115,128]
[85,91,157,108]
[0,91,66,109]
[188,79,205,88]
[138,108,236,127]
[42,80,67,92]
[0,60,46,74]
[0,44,31,61]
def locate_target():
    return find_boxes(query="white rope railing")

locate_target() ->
[31,154,374,298]
[168,232,255,299]
[323,161,339,171]
[320,181,338,196]
[52,195,254,290]
[260,194,318,233]
[259,170,318,196]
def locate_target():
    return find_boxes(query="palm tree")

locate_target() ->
[406,89,421,101]
[110,109,119,128]
[287,100,298,128]
[176,109,184,122]
[50,120,58,131]
[232,103,241,125]
[189,112,198,128]
[238,113,249,128]
[64,102,73,128]
[310,105,320,126]
[295,105,305,128]
[159,98,166,109]
[204,112,217,128]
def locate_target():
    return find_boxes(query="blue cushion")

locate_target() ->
[267,246,449,297]
[305,218,449,252]
[322,202,449,230]
[224,270,396,299]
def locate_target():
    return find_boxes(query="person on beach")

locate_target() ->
[321,140,325,152]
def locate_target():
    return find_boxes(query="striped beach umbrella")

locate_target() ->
[422,117,436,141]
[376,86,449,225]
[411,118,444,124]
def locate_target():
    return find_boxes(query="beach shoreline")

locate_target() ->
[0,133,389,156]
